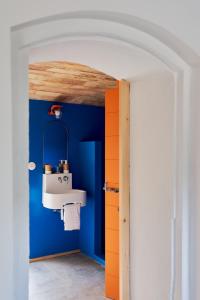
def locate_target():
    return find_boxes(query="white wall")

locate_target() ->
[188,67,200,300]
[29,40,166,79]
[5,0,200,60]
[131,72,175,300]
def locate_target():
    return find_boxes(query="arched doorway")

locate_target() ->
[11,11,194,300]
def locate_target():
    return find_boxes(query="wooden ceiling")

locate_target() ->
[29,61,117,106]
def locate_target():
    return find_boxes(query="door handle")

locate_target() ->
[103,182,119,193]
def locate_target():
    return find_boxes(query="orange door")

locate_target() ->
[105,82,120,300]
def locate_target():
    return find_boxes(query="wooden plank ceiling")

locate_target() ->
[29,61,117,106]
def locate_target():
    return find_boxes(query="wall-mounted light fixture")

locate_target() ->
[48,104,62,119]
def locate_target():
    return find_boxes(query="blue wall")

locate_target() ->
[29,100,105,259]
[79,141,105,264]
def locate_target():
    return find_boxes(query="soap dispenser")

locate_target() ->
[58,160,64,173]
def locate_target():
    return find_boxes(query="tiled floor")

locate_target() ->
[29,253,107,300]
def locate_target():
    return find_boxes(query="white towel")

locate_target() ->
[63,203,81,231]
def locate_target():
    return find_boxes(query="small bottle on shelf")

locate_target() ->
[58,160,64,173]
[63,160,69,173]
[44,164,52,174]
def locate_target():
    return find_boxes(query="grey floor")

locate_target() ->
[29,253,107,300]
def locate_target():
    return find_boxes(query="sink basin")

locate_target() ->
[42,174,86,210]
[43,189,86,210]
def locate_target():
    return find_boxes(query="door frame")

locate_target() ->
[119,80,130,300]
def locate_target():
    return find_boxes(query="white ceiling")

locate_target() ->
[29,38,168,80]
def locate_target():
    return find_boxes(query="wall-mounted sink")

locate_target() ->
[43,189,86,209]
[42,174,86,210]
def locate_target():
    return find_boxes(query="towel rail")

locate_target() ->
[63,202,81,207]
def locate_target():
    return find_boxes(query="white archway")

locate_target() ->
[29,38,168,80]
[11,11,196,300]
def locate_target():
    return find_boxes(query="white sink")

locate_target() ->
[43,189,86,210]
[42,174,86,210]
